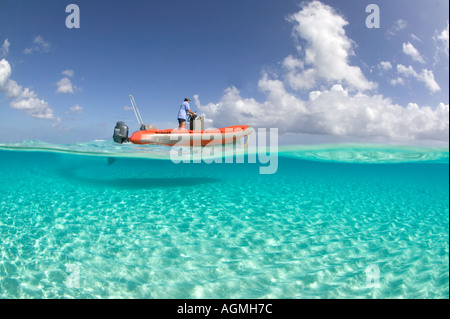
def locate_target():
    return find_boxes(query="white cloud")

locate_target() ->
[62,69,74,77]
[402,42,425,64]
[56,77,75,94]
[197,3,448,143]
[388,19,407,37]
[397,64,417,77]
[0,59,11,87]
[390,77,404,86]
[282,55,304,70]
[3,78,22,98]
[9,95,54,119]
[285,1,376,92]
[69,104,83,114]
[434,23,449,57]
[379,61,392,71]
[123,106,133,111]
[56,70,80,94]
[419,69,441,93]
[397,64,441,93]
[0,58,54,119]
[1,39,10,58]
[24,35,51,54]
[199,81,448,141]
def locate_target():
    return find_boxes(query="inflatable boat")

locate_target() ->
[113,95,254,146]
[127,125,254,146]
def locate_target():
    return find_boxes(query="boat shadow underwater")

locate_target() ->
[58,164,221,190]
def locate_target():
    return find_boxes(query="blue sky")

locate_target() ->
[0,0,448,145]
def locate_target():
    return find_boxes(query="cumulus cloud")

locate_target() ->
[24,35,51,54]
[284,1,376,92]
[418,69,442,93]
[402,42,425,63]
[0,58,54,119]
[397,64,441,93]
[396,64,416,77]
[197,2,448,143]
[199,81,448,142]
[56,77,75,94]
[379,61,393,71]
[56,70,80,94]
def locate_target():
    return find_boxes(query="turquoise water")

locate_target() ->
[0,140,448,298]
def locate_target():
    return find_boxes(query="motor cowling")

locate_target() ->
[113,121,129,144]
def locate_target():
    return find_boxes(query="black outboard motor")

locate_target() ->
[113,121,129,144]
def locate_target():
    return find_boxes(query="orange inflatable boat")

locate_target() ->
[127,125,254,146]
[112,95,254,146]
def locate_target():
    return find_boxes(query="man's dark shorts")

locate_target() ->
[178,118,186,124]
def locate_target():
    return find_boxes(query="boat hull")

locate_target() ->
[129,125,254,146]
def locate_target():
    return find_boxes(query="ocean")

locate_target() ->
[0,140,448,298]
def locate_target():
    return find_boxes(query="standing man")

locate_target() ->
[177,98,196,130]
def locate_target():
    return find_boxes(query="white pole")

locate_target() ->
[129,94,144,126]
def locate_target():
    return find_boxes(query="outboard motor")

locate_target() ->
[113,121,129,144]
